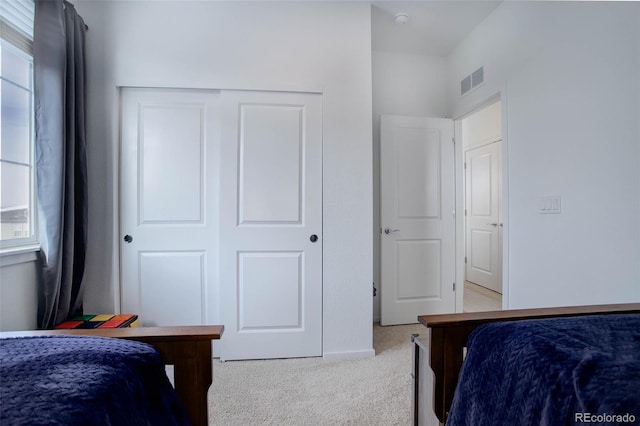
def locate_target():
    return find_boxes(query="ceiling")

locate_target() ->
[372,1,502,57]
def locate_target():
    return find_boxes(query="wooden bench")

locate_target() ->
[0,325,224,426]
[417,303,640,425]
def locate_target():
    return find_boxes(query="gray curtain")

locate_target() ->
[34,0,88,329]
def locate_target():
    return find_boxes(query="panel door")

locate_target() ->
[217,90,322,360]
[465,141,502,293]
[120,88,220,326]
[380,115,456,325]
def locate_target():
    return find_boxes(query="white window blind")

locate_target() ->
[0,0,36,249]
[0,0,35,53]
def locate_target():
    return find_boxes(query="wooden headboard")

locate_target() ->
[418,303,640,424]
[0,325,224,426]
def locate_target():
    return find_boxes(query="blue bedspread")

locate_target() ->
[1,336,190,425]
[447,314,640,426]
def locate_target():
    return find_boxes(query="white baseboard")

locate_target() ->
[322,348,375,360]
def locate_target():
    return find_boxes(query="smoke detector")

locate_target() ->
[394,12,409,24]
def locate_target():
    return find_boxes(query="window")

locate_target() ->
[0,0,36,250]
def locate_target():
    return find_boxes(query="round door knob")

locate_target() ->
[124,235,133,243]
[310,234,318,243]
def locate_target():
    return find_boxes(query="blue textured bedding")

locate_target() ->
[447,314,640,426]
[0,336,190,426]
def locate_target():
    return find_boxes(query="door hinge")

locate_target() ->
[464,162,467,170]
[452,137,455,144]
[465,256,467,264]
[453,282,456,291]
[464,209,467,216]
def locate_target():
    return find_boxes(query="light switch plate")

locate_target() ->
[540,196,561,214]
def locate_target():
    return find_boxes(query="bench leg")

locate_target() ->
[154,340,213,426]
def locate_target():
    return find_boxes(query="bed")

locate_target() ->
[413,303,640,425]
[0,325,223,426]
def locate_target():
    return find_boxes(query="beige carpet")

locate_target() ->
[208,323,425,425]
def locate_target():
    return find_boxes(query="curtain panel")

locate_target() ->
[34,0,88,329]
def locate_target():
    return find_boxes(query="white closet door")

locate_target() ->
[217,90,323,360]
[120,88,220,327]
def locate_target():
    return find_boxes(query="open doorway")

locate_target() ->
[459,101,503,312]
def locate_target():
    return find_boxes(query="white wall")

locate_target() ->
[449,2,640,308]
[74,1,374,357]
[0,253,37,330]
[372,51,448,322]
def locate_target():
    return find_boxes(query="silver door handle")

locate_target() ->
[384,228,400,235]
[487,223,498,227]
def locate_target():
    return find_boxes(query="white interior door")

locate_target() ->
[380,115,456,325]
[465,141,502,293]
[217,90,322,361]
[120,88,220,326]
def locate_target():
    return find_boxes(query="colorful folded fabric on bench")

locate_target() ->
[55,314,139,329]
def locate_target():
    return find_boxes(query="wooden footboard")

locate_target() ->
[417,303,640,425]
[0,325,224,426]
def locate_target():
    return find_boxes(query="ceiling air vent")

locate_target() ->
[461,66,484,96]
[461,75,472,96]
[472,67,484,87]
